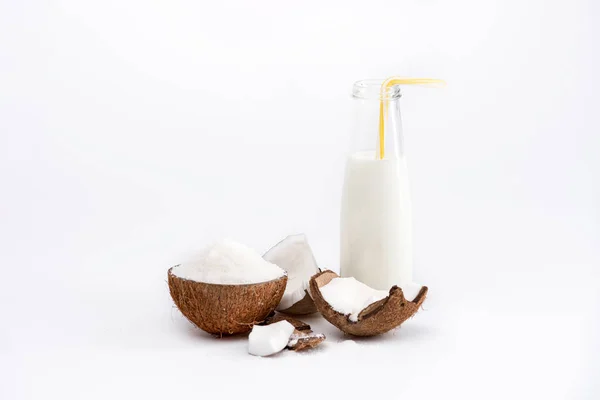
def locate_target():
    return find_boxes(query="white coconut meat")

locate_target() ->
[263,234,320,313]
[320,277,424,322]
[248,320,295,357]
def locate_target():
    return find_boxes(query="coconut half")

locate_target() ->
[263,234,320,315]
[168,267,287,335]
[309,270,428,337]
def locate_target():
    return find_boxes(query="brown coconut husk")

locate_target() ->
[278,291,318,315]
[309,270,428,337]
[263,312,325,351]
[168,267,287,336]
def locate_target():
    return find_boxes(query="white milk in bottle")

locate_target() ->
[340,151,412,290]
[340,78,423,290]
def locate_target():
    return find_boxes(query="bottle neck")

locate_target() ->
[351,83,403,160]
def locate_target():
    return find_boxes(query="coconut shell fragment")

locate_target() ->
[263,312,326,351]
[309,270,428,337]
[288,330,326,351]
[168,267,287,335]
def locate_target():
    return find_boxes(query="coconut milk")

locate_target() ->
[340,150,412,290]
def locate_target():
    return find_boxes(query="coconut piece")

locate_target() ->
[309,270,428,337]
[168,267,287,335]
[287,330,326,351]
[262,312,326,351]
[248,321,296,357]
[263,234,320,315]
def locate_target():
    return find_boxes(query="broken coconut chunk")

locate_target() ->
[248,320,295,357]
[263,312,326,351]
[287,330,326,351]
[309,270,428,337]
[263,234,320,315]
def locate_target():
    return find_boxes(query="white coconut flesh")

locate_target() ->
[248,320,295,357]
[263,234,320,311]
[320,277,424,322]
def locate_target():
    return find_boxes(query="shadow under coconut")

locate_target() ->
[388,321,435,342]
[302,312,435,345]
[344,321,435,345]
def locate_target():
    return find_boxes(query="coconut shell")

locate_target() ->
[309,270,428,337]
[168,267,287,336]
[277,291,318,315]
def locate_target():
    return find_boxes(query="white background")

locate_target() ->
[1,0,599,399]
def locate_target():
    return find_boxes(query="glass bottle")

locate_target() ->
[340,79,412,290]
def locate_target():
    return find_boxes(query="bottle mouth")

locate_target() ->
[352,79,402,100]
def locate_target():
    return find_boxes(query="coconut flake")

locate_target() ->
[172,239,285,285]
[320,277,389,322]
[248,321,295,357]
[263,234,319,312]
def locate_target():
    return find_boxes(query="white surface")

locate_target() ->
[248,321,295,357]
[340,151,413,289]
[171,239,284,284]
[263,234,319,310]
[320,276,390,322]
[1,0,598,399]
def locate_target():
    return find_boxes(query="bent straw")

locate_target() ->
[377,77,445,159]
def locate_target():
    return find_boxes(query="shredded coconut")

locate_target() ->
[172,239,286,284]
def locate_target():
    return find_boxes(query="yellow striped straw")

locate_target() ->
[378,77,445,159]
